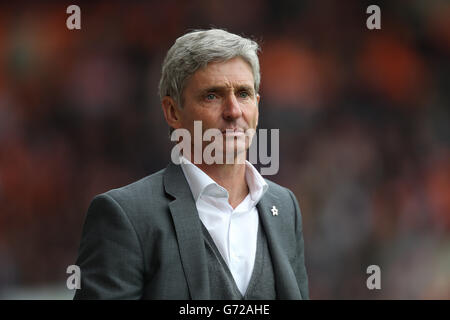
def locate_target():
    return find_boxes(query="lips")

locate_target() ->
[221,128,245,134]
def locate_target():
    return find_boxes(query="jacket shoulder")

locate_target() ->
[87,167,169,221]
[264,178,296,199]
[103,168,166,202]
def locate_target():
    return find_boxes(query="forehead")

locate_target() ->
[186,57,255,90]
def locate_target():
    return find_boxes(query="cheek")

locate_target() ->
[181,106,216,130]
[179,104,198,124]
[248,105,259,126]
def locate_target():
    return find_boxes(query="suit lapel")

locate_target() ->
[257,191,303,299]
[163,162,210,300]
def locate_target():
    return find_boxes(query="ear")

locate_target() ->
[256,93,260,126]
[161,96,182,129]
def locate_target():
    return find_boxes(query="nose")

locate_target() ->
[222,93,242,121]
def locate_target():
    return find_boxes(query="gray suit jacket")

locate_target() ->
[74,163,309,299]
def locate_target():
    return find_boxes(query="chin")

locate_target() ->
[221,143,247,164]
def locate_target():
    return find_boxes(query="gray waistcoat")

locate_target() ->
[201,222,277,299]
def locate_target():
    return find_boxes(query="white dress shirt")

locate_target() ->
[179,156,268,296]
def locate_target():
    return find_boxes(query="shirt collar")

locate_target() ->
[179,155,268,204]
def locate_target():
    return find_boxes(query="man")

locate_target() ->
[74,29,309,299]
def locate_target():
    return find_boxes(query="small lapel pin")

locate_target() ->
[271,205,279,216]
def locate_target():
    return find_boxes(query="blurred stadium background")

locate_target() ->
[0,0,449,299]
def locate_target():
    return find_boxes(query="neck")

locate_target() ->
[196,159,249,209]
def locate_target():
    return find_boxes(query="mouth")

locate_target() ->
[221,128,246,134]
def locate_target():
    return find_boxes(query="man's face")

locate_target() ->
[176,57,260,160]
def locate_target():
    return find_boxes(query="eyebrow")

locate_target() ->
[199,85,255,95]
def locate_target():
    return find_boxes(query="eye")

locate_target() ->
[206,93,216,100]
[238,91,249,98]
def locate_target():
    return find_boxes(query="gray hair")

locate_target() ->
[159,29,261,108]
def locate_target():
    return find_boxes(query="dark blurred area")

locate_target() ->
[0,0,449,299]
